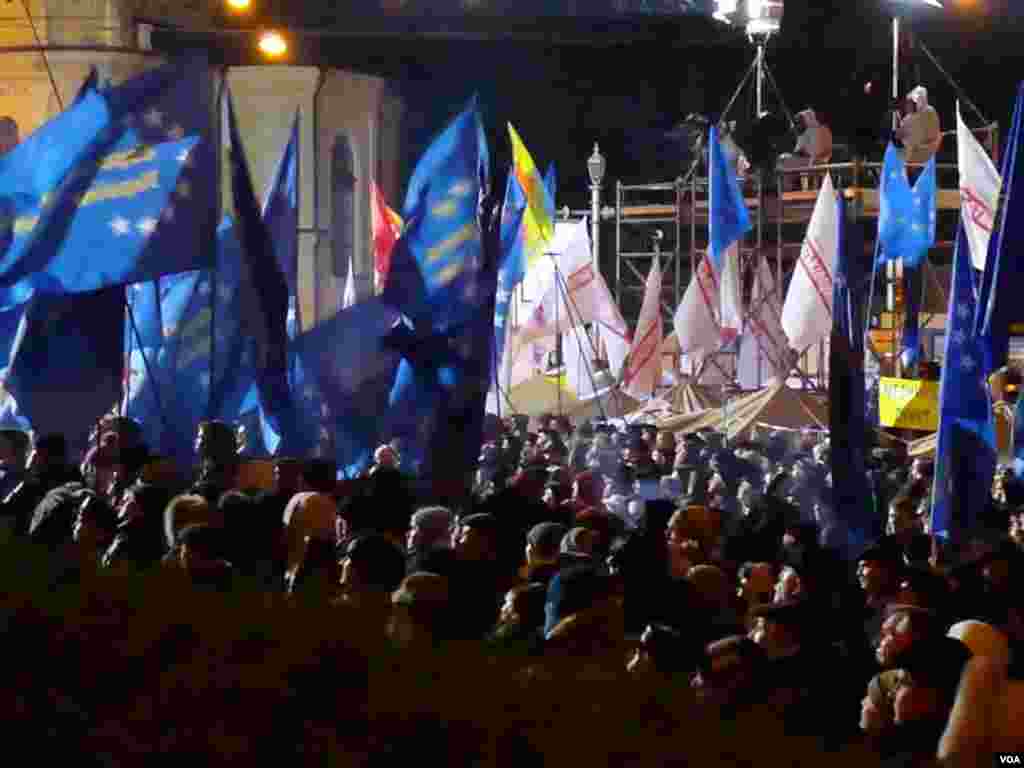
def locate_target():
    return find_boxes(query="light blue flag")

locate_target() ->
[494,169,528,376]
[707,125,751,275]
[930,223,997,543]
[877,144,937,269]
[876,143,937,368]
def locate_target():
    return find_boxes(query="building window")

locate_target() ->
[331,133,356,286]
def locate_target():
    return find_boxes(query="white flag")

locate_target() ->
[599,321,631,379]
[622,256,663,399]
[957,102,1001,271]
[739,258,788,389]
[673,254,720,355]
[719,242,743,345]
[514,219,625,345]
[781,174,838,353]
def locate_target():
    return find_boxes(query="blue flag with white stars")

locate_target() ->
[224,91,305,457]
[381,99,497,501]
[930,223,997,543]
[381,96,490,333]
[0,55,215,310]
[876,143,937,368]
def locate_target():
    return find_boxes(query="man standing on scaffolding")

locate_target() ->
[894,86,942,165]
[777,109,832,191]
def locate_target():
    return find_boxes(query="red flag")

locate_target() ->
[371,180,403,293]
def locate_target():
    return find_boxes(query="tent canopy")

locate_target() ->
[657,382,828,441]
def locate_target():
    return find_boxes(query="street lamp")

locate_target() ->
[890,1,944,128]
[587,143,605,271]
[258,31,288,59]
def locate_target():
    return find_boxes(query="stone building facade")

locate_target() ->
[0,0,407,328]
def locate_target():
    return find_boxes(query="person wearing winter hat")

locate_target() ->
[895,85,941,165]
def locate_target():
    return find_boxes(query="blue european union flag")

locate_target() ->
[0,56,215,310]
[7,287,125,450]
[494,168,528,371]
[976,83,1024,377]
[381,99,496,500]
[930,223,996,543]
[877,144,937,269]
[224,91,304,457]
[708,126,751,275]
[829,193,871,550]
[289,297,402,476]
[124,268,210,464]
[381,97,490,333]
[876,143,937,368]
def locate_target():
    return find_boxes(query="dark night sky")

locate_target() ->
[171,1,1024,201]
[382,0,1024,204]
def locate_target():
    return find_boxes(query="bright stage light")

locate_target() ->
[258,31,287,58]
[226,0,252,11]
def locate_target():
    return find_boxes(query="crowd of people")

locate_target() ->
[1,411,1022,765]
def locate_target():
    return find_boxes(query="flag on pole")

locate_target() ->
[957,103,1001,272]
[507,123,554,270]
[976,84,1024,377]
[371,179,403,294]
[876,143,936,368]
[709,126,751,344]
[262,110,300,297]
[0,56,215,311]
[674,253,720,355]
[224,90,304,456]
[381,98,495,499]
[739,257,788,388]
[829,193,870,550]
[674,126,751,353]
[513,218,625,346]
[781,175,838,353]
[930,223,997,542]
[877,144,937,270]
[622,256,663,399]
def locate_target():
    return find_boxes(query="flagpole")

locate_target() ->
[549,259,609,423]
[125,299,172,441]
[892,16,901,133]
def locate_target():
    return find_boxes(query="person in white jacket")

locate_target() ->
[778,109,833,190]
[896,86,942,165]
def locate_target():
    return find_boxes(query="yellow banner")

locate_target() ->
[878,377,939,431]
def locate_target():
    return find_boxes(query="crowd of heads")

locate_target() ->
[1,409,1023,762]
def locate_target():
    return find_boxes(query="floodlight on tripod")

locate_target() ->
[713,0,784,40]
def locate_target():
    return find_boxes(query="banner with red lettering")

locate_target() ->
[781,174,839,353]
[957,102,1001,272]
